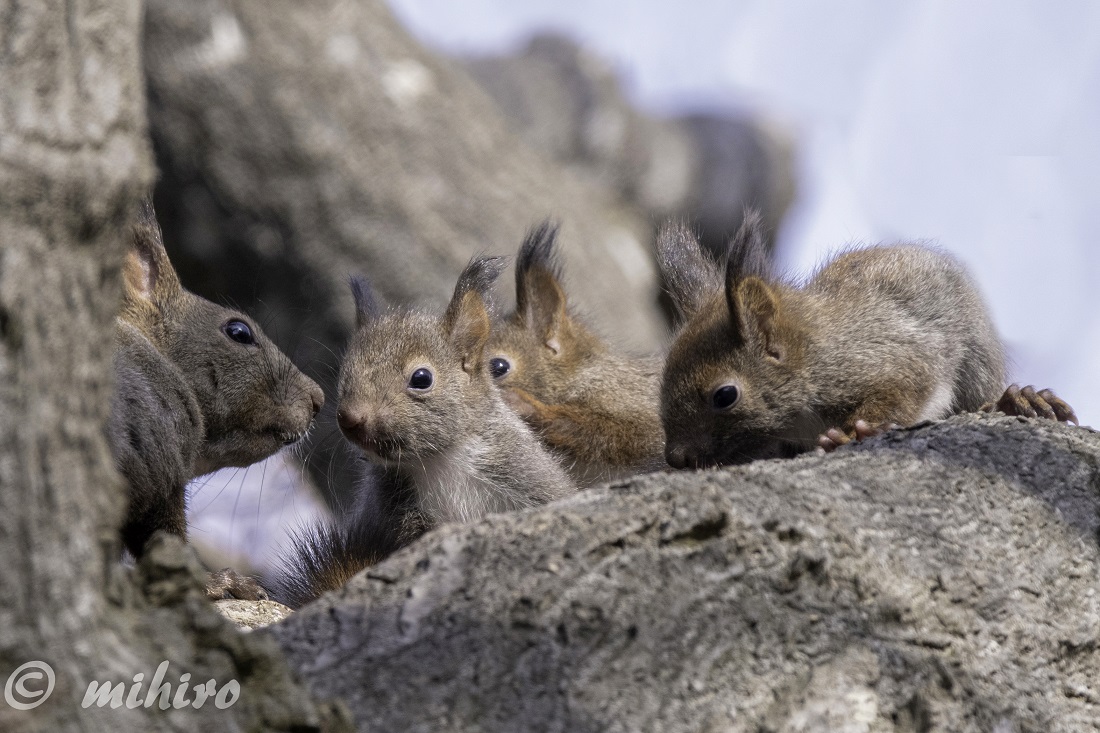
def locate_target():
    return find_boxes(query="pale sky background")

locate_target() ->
[387,0,1100,429]
[192,1,1100,574]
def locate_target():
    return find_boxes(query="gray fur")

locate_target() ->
[278,257,574,606]
[349,274,382,327]
[661,230,1006,467]
[656,220,722,322]
[109,197,324,597]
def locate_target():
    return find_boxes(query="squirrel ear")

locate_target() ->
[515,221,567,354]
[726,209,771,283]
[123,196,182,306]
[731,277,783,359]
[656,220,723,322]
[349,276,382,329]
[445,256,507,373]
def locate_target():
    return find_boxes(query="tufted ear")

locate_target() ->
[514,221,568,354]
[724,210,780,357]
[348,275,383,330]
[123,197,183,307]
[656,220,723,322]
[725,209,771,285]
[444,256,507,373]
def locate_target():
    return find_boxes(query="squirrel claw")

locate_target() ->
[205,568,270,601]
[982,384,1079,425]
[819,420,899,453]
[818,427,851,453]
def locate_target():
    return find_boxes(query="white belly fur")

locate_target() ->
[916,380,955,422]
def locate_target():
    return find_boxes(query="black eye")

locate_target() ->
[408,367,433,391]
[489,357,511,379]
[711,384,740,410]
[223,320,255,345]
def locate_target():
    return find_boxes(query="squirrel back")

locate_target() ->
[657,212,1006,468]
[109,197,324,595]
[487,222,665,486]
[276,256,574,606]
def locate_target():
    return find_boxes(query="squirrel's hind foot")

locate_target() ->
[205,568,270,601]
[982,384,1078,425]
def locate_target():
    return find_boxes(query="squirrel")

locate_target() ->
[109,197,324,599]
[275,256,575,608]
[656,211,1076,468]
[486,222,665,486]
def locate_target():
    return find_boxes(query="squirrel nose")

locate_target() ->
[664,440,699,468]
[337,404,382,453]
[336,406,364,432]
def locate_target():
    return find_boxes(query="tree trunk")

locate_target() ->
[0,2,343,730]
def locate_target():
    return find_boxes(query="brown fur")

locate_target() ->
[487,222,665,486]
[109,197,324,597]
[658,212,1008,468]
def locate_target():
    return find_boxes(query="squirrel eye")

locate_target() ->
[408,367,434,391]
[711,384,741,410]
[489,357,511,379]
[223,319,256,346]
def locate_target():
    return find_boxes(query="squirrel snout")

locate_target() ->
[337,405,385,454]
[666,444,702,470]
[308,384,324,416]
[337,406,365,432]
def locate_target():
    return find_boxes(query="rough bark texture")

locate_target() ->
[0,2,346,730]
[272,414,1100,732]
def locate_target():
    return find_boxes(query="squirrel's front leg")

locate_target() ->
[499,386,592,452]
[816,389,924,453]
[818,420,901,453]
[500,386,657,466]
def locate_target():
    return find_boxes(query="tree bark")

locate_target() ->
[0,2,344,730]
[0,0,152,727]
[272,414,1100,732]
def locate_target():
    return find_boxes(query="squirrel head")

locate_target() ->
[120,197,324,474]
[486,222,609,409]
[657,212,809,468]
[336,256,506,466]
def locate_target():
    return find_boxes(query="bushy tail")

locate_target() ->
[272,518,401,609]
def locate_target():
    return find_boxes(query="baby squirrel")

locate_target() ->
[657,212,1076,468]
[109,197,324,598]
[487,222,665,486]
[276,256,575,607]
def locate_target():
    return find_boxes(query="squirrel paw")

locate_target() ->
[499,386,542,420]
[818,420,900,453]
[981,384,1078,425]
[205,568,270,601]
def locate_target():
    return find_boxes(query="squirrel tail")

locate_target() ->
[273,518,399,609]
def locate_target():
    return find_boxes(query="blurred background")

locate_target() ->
[386,0,1100,423]
[155,0,1098,578]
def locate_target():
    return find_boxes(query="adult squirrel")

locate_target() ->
[487,222,665,486]
[109,197,324,598]
[276,256,574,607]
[657,212,1076,468]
